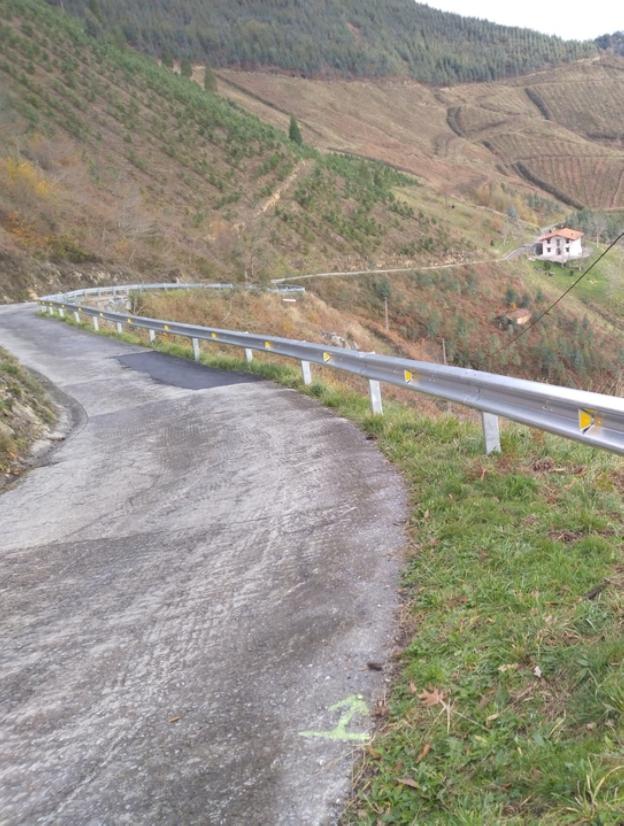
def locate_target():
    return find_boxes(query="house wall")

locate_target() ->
[538,235,583,261]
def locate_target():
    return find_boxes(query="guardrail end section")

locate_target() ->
[482,412,501,455]
[368,379,383,416]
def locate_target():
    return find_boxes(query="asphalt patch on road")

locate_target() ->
[115,351,259,390]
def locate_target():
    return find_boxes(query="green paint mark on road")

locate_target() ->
[299,694,370,742]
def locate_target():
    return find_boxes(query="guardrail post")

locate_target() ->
[73,311,80,323]
[92,316,99,332]
[368,379,383,415]
[116,322,123,335]
[47,305,53,316]
[149,329,156,344]
[301,360,312,386]
[192,337,200,362]
[482,412,501,455]
[59,307,65,319]
[245,348,254,364]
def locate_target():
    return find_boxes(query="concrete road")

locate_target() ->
[0,306,406,825]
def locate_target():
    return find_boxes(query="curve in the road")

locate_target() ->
[0,304,406,825]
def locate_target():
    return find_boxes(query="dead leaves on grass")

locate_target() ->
[415,742,432,763]
[397,775,420,789]
[418,687,446,707]
[413,684,453,733]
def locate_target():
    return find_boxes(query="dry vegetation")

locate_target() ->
[0,346,55,485]
[136,288,388,355]
[218,70,502,201]
[0,0,483,302]
[218,56,624,213]
[134,263,624,393]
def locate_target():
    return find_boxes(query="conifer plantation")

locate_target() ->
[52,0,596,85]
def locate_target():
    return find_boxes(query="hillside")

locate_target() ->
[218,57,624,212]
[443,58,624,211]
[0,0,477,300]
[3,0,624,392]
[0,346,55,485]
[131,255,624,394]
[52,0,595,85]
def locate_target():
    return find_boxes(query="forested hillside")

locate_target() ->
[1,0,479,299]
[50,0,595,85]
[3,0,624,391]
[596,31,624,56]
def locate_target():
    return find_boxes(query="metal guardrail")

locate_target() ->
[60,282,306,304]
[39,284,624,456]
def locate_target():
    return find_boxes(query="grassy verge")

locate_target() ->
[0,346,56,479]
[46,312,624,822]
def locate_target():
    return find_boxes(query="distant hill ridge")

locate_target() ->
[49,0,596,85]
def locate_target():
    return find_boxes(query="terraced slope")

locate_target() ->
[218,57,624,211]
[445,58,624,210]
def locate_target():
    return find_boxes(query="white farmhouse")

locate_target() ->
[535,228,583,262]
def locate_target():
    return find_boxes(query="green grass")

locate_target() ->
[530,246,624,322]
[532,259,610,305]
[345,424,624,824]
[46,310,624,822]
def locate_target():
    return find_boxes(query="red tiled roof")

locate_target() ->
[538,228,583,242]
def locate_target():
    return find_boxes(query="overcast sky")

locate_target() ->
[428,0,620,40]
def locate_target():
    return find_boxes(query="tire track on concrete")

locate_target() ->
[0,306,406,825]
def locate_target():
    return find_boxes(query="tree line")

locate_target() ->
[49,0,597,86]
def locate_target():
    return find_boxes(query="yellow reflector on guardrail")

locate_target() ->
[579,409,600,433]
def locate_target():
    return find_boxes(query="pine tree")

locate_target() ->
[53,0,599,85]
[288,114,302,146]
